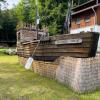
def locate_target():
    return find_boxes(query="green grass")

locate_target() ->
[0,48,100,100]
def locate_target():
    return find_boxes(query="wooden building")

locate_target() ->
[71,0,100,51]
[17,24,49,44]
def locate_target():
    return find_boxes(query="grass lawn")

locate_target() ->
[0,48,100,100]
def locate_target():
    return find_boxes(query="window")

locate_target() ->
[85,22,90,26]
[77,24,80,28]
[85,15,90,22]
[76,18,81,24]
[85,15,90,26]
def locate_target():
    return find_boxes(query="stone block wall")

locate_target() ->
[32,60,59,79]
[18,57,28,66]
[18,57,58,79]
[18,54,100,93]
[56,54,100,93]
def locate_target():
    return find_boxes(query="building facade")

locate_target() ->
[71,0,100,51]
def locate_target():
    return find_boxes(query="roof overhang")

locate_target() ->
[72,0,95,10]
[72,4,100,16]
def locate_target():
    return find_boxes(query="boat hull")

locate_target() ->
[17,32,99,61]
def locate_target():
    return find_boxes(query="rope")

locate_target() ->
[32,34,44,57]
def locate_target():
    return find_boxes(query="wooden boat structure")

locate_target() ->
[17,26,99,61]
[16,1,100,94]
[17,0,99,61]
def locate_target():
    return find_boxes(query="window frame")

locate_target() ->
[85,15,90,23]
[76,18,81,24]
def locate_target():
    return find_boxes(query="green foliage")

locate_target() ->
[15,0,89,35]
[79,0,88,4]
[0,48,100,100]
[0,8,18,42]
[0,0,4,1]
[39,0,68,35]
[16,0,69,35]
[0,0,90,43]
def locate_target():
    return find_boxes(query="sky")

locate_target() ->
[1,0,19,9]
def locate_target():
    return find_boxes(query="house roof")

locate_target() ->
[72,0,100,16]
[72,0,95,10]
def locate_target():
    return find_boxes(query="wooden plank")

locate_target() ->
[51,32,94,40]
[17,32,99,60]
[35,47,90,53]
[36,42,92,49]
[54,39,83,45]
[33,52,89,58]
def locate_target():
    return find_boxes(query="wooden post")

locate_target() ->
[96,0,98,4]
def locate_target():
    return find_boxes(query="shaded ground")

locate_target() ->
[0,49,100,100]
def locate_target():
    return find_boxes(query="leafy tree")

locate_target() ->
[0,0,90,45]
[0,0,5,29]
[0,0,5,1]
[39,0,70,35]
[0,6,18,44]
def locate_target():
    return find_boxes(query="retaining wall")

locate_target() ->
[56,55,100,93]
[33,60,58,78]
[18,54,100,93]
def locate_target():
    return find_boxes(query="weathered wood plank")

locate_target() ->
[17,32,99,60]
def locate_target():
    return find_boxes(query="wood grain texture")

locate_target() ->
[17,32,99,61]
